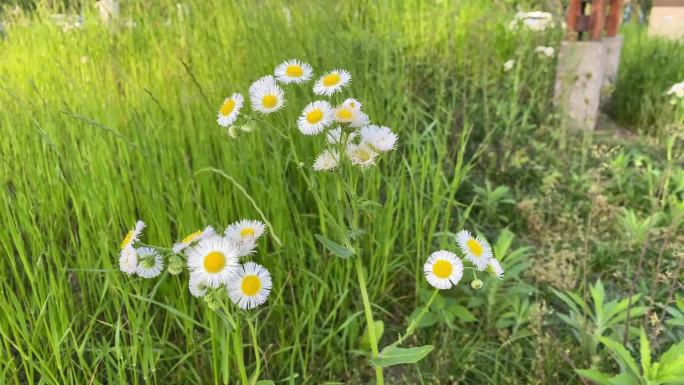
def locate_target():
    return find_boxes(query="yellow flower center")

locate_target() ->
[433,260,453,279]
[240,227,255,238]
[241,275,262,296]
[220,99,236,116]
[181,230,202,244]
[322,73,340,87]
[285,65,303,78]
[203,251,226,273]
[120,230,133,249]
[262,94,278,109]
[354,148,372,162]
[466,239,484,257]
[306,109,324,124]
[337,108,353,120]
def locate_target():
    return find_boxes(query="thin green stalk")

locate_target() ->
[390,289,440,349]
[233,324,250,385]
[354,257,384,385]
[247,318,262,385]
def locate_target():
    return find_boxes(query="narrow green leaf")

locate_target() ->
[369,345,433,367]
[314,234,354,259]
[448,305,476,322]
[575,369,613,385]
[256,381,275,385]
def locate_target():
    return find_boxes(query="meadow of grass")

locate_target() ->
[1,1,683,384]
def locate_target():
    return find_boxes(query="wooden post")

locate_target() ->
[590,0,607,40]
[606,0,623,37]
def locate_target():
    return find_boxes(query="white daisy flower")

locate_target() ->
[186,236,240,288]
[333,98,369,127]
[456,230,493,270]
[313,149,339,171]
[120,220,145,250]
[510,11,554,31]
[172,226,216,254]
[534,46,555,58]
[486,258,504,279]
[297,101,333,135]
[188,272,208,298]
[274,59,313,84]
[424,250,464,290]
[666,81,684,98]
[217,93,244,127]
[225,219,266,244]
[135,247,164,279]
[119,246,138,275]
[313,69,351,96]
[249,75,277,94]
[360,125,397,152]
[347,142,378,167]
[503,59,515,72]
[230,239,258,258]
[227,262,272,310]
[325,127,357,145]
[250,81,286,114]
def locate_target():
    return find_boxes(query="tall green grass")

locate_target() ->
[4,1,677,384]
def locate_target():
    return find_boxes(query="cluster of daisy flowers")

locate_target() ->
[215,59,398,170]
[423,230,503,290]
[118,219,272,310]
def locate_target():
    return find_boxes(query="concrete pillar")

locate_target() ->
[601,35,623,101]
[554,41,607,131]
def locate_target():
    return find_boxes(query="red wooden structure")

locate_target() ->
[565,0,624,40]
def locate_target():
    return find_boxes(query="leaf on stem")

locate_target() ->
[369,345,434,367]
[315,234,354,258]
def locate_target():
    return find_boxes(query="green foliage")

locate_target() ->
[576,329,684,385]
[369,345,434,368]
[553,280,648,358]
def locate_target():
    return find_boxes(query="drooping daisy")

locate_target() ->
[120,220,145,250]
[188,272,208,298]
[486,258,504,279]
[313,149,339,171]
[274,59,313,84]
[313,69,351,96]
[297,101,333,135]
[217,93,244,127]
[250,81,286,114]
[534,46,555,58]
[333,98,369,127]
[225,219,266,244]
[347,142,378,167]
[119,246,138,275]
[230,239,258,258]
[503,59,515,72]
[172,226,216,254]
[666,81,684,98]
[227,262,272,310]
[456,230,493,270]
[135,247,164,279]
[360,125,397,152]
[186,236,240,288]
[249,75,277,94]
[424,250,464,290]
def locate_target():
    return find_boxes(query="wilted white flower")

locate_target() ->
[172,226,216,254]
[510,11,554,31]
[120,220,145,250]
[119,246,138,275]
[486,258,504,279]
[347,142,378,167]
[360,125,397,152]
[135,247,164,279]
[666,81,684,98]
[503,59,515,72]
[313,149,339,171]
[534,46,555,58]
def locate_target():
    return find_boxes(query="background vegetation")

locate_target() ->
[1,0,682,384]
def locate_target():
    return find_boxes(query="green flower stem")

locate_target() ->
[233,322,250,385]
[354,257,384,385]
[390,289,439,349]
[247,318,261,385]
